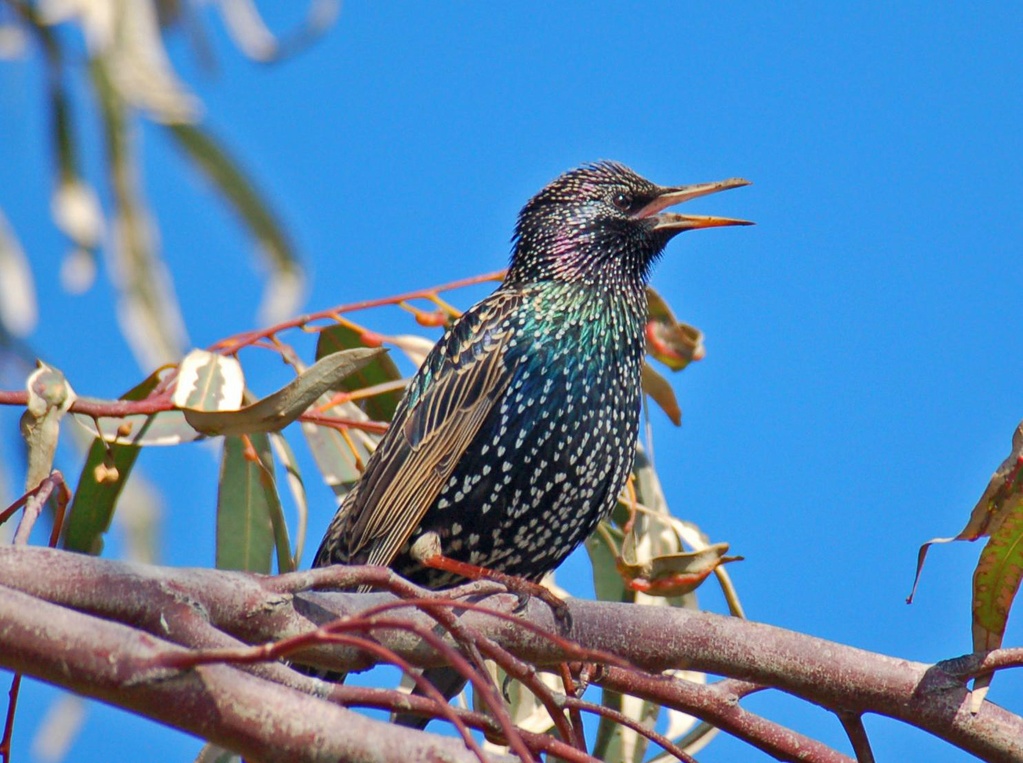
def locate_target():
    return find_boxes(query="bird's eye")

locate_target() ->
[612,192,634,212]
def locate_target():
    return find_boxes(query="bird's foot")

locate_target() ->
[418,551,572,628]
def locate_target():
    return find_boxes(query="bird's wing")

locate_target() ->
[320,290,524,570]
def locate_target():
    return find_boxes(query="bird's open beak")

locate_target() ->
[636,178,754,233]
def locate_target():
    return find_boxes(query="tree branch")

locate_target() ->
[0,581,513,763]
[1,546,1021,762]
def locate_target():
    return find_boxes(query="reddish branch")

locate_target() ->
[1,546,1022,762]
[0,583,513,763]
[0,472,72,762]
[0,391,392,437]
[210,269,506,353]
[592,666,851,763]
[0,271,509,435]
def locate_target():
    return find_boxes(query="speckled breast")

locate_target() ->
[394,283,647,587]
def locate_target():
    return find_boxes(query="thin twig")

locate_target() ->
[563,691,697,763]
[838,712,875,763]
[297,412,389,434]
[212,269,506,353]
[327,684,599,763]
[311,632,490,763]
[937,648,1023,681]
[594,666,854,763]
[559,663,587,751]
[1,471,70,763]
[0,674,21,763]
[294,581,585,746]
[4,548,1023,762]
[162,612,535,763]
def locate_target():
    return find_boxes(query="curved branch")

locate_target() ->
[1,546,1021,762]
[0,582,513,763]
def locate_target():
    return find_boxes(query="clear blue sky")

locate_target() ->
[2,3,1021,761]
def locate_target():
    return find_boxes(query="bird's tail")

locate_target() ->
[392,667,468,729]
[292,662,348,685]
[292,663,463,730]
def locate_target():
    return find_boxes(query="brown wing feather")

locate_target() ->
[315,291,523,570]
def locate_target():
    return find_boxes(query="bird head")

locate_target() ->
[508,161,751,286]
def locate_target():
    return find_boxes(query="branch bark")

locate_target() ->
[1,546,1021,762]
[0,582,512,763]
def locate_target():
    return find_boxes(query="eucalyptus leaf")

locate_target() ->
[182,347,385,436]
[617,539,740,598]
[301,412,375,498]
[99,0,200,123]
[389,333,436,368]
[910,421,1023,603]
[20,362,76,491]
[269,431,306,569]
[64,370,164,554]
[73,407,203,447]
[316,325,404,422]
[641,361,681,426]
[172,349,244,411]
[52,180,103,256]
[216,434,276,573]
[214,0,342,62]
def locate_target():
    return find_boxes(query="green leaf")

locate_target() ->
[216,433,279,573]
[269,432,305,570]
[213,0,340,63]
[182,347,386,436]
[266,477,294,574]
[586,528,629,604]
[968,422,1023,657]
[49,52,103,265]
[593,690,659,763]
[302,415,374,498]
[970,500,1023,710]
[166,122,303,323]
[63,370,163,554]
[617,538,739,598]
[316,325,405,422]
[907,420,1023,709]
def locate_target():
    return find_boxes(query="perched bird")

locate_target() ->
[312,161,750,722]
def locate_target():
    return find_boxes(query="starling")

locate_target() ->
[311,162,749,723]
[315,161,749,584]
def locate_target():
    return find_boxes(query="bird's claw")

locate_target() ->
[505,581,571,629]
[512,589,531,613]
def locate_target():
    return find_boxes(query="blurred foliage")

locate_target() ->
[0,0,344,370]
